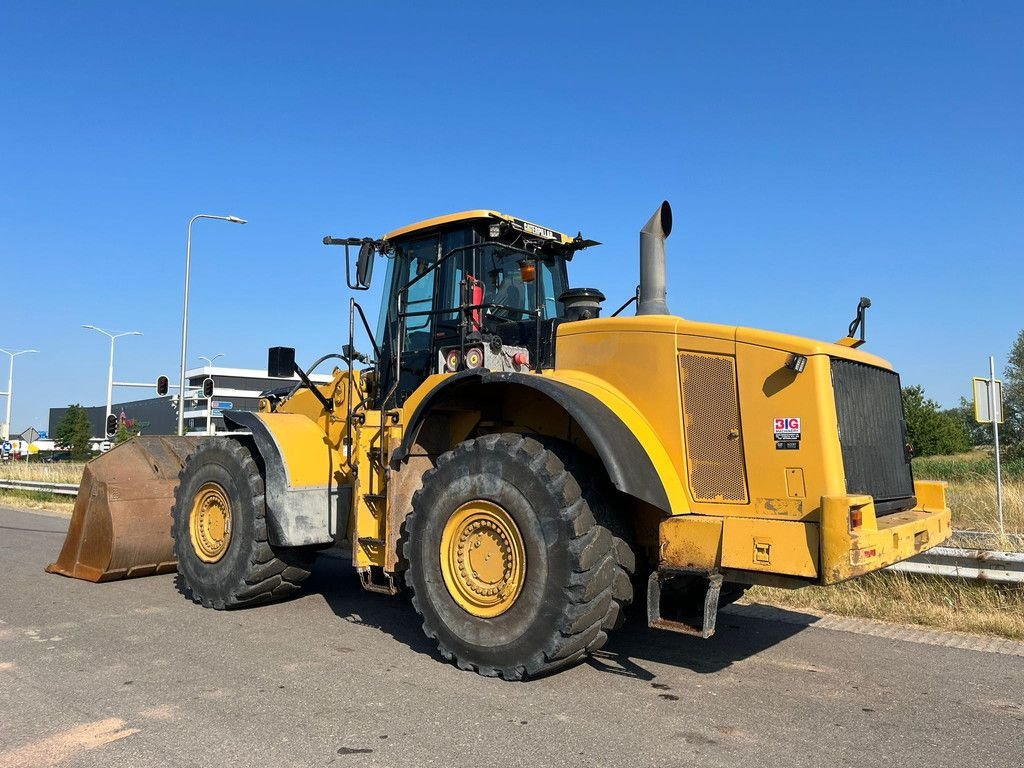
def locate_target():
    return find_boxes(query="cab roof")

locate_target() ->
[382,209,577,246]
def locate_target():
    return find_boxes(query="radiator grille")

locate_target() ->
[679,353,748,503]
[831,359,915,514]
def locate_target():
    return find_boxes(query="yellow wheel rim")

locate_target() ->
[440,500,526,618]
[189,482,232,563]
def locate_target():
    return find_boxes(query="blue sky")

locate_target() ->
[1,2,1022,432]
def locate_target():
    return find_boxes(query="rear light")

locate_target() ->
[850,508,863,531]
[464,347,484,369]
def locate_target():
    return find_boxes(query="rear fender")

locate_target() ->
[224,410,341,547]
[391,370,685,515]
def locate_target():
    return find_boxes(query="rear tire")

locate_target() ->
[172,438,313,609]
[403,433,620,680]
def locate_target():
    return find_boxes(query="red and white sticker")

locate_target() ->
[773,417,801,441]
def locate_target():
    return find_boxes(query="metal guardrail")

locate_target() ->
[3,479,1023,584]
[888,546,1024,585]
[0,479,80,496]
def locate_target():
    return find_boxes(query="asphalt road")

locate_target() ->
[1,505,1021,768]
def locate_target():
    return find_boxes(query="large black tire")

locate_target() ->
[403,433,628,680]
[564,452,636,637]
[172,438,313,609]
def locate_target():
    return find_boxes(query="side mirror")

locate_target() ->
[268,346,296,378]
[356,241,375,289]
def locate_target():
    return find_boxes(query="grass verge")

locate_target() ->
[0,461,87,485]
[750,571,1024,641]
[0,490,74,515]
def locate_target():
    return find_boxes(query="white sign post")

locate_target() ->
[973,356,1005,536]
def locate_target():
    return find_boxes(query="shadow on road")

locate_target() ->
[307,553,444,662]
[306,553,816,679]
[588,606,814,680]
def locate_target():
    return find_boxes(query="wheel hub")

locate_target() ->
[440,500,525,618]
[189,482,232,563]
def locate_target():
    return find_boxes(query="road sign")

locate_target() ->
[2,441,11,452]
[973,377,1004,424]
[215,401,233,410]
[37,430,47,439]
[211,410,222,418]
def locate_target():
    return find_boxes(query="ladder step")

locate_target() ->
[363,493,387,502]
[357,537,385,547]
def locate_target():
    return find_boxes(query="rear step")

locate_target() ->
[357,565,399,595]
[647,571,723,639]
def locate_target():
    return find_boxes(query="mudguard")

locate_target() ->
[224,410,338,547]
[391,370,677,514]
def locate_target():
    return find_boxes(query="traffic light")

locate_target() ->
[105,414,118,437]
[156,375,169,396]
[202,377,215,398]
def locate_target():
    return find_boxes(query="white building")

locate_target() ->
[182,365,333,435]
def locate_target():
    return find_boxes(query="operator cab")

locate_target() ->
[371,211,599,406]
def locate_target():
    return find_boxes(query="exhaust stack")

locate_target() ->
[637,200,673,316]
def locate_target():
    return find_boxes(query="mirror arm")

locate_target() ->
[323,235,373,291]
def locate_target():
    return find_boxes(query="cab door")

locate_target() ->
[376,235,439,406]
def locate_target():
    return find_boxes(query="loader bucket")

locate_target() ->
[46,436,203,582]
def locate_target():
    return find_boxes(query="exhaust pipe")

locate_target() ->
[637,200,672,316]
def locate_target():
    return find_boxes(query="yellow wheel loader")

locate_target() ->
[48,202,952,679]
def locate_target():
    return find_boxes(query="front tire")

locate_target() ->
[403,434,619,680]
[172,438,313,609]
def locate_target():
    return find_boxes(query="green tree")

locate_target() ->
[902,385,972,458]
[950,399,989,446]
[1003,329,1024,460]
[54,404,93,460]
[114,415,141,444]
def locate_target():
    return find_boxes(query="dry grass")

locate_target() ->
[749,571,1024,640]
[0,462,83,514]
[946,479,1024,537]
[0,490,74,514]
[0,461,87,485]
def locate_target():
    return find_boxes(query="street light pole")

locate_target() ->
[178,214,247,436]
[0,348,39,441]
[82,326,142,429]
[199,353,224,436]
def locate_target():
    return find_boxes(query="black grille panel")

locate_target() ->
[831,359,915,514]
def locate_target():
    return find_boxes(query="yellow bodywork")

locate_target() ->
[383,209,577,245]
[260,308,950,590]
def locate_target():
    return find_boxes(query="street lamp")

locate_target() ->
[82,326,142,430]
[0,348,39,441]
[178,214,247,436]
[198,353,225,369]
